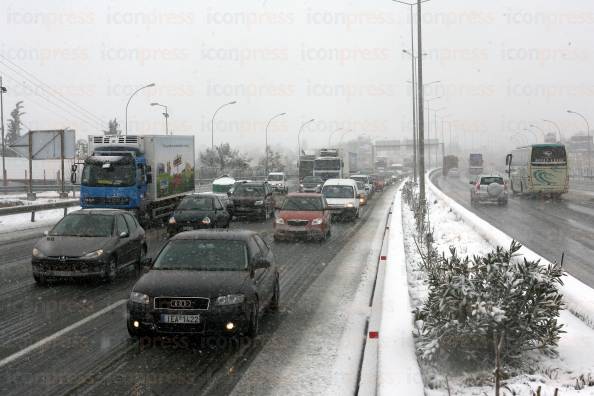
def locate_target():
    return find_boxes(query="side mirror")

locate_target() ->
[141,257,152,271]
[70,172,78,185]
[256,257,271,269]
[71,164,78,172]
[119,231,129,238]
[146,173,153,184]
[505,153,512,166]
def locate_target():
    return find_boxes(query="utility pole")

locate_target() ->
[416,0,426,204]
[0,76,6,185]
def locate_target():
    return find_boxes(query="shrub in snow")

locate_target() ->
[416,241,565,366]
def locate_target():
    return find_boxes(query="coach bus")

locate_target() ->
[505,143,569,198]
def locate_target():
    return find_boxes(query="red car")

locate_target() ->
[273,193,331,242]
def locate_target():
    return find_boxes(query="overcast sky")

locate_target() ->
[1,0,593,155]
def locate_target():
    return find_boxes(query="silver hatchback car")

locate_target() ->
[469,174,508,206]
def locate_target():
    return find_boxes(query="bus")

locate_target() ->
[505,144,569,197]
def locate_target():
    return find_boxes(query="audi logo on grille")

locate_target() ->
[170,299,192,308]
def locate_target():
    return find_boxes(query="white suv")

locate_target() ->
[267,172,288,194]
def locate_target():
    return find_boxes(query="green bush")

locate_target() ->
[416,241,565,365]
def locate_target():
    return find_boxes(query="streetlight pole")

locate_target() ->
[265,112,286,176]
[0,76,6,185]
[211,101,237,150]
[424,97,442,168]
[328,128,343,147]
[529,124,546,142]
[150,102,169,135]
[542,119,562,142]
[567,110,591,174]
[125,83,155,136]
[298,118,315,161]
[416,0,427,203]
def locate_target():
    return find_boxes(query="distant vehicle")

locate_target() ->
[374,156,388,173]
[127,230,279,337]
[350,174,374,198]
[355,181,368,206]
[229,179,253,195]
[447,168,460,178]
[77,135,195,226]
[322,179,360,221]
[212,175,235,194]
[469,153,484,175]
[230,181,275,220]
[267,172,288,194]
[470,174,508,206]
[313,148,352,180]
[273,193,332,241]
[299,176,324,193]
[167,193,231,236]
[506,144,569,198]
[298,155,316,181]
[32,209,146,284]
[371,174,385,192]
[443,155,459,176]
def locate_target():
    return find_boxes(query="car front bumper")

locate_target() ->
[127,302,251,335]
[274,224,325,240]
[32,257,108,278]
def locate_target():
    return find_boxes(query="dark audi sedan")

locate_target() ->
[127,230,279,337]
[167,193,231,237]
[31,209,146,284]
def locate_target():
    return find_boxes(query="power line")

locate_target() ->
[0,56,106,127]
[1,72,103,131]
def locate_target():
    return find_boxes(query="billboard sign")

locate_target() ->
[10,129,76,159]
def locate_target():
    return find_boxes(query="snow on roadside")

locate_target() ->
[402,187,594,395]
[0,206,80,236]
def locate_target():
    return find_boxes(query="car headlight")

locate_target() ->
[202,217,211,225]
[316,184,321,188]
[254,200,264,206]
[216,294,245,305]
[275,217,285,224]
[300,184,304,187]
[130,292,150,305]
[346,202,354,208]
[312,218,323,225]
[32,247,45,258]
[83,249,104,258]
[168,217,176,224]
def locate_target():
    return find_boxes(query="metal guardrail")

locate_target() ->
[0,200,80,222]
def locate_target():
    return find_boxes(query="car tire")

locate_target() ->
[33,273,47,286]
[248,300,260,338]
[270,276,280,312]
[104,256,118,283]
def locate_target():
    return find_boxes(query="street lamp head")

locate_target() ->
[150,102,159,106]
[146,83,156,88]
[567,110,574,114]
[279,112,287,116]
[229,101,237,105]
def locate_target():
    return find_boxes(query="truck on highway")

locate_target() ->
[469,153,484,175]
[298,154,316,182]
[443,155,459,176]
[313,148,351,181]
[77,135,195,225]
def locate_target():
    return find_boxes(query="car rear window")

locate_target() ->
[234,185,264,196]
[153,239,248,271]
[481,177,504,185]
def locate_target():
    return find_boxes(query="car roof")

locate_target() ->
[268,172,285,175]
[286,192,322,197]
[171,229,257,241]
[71,209,128,215]
[350,174,369,177]
[235,181,267,186]
[323,178,357,186]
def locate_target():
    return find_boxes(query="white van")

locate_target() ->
[321,178,360,220]
[267,172,288,194]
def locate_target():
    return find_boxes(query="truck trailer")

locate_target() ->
[77,135,195,225]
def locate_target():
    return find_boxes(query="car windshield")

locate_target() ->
[153,239,248,271]
[268,174,284,181]
[481,177,504,185]
[282,197,323,211]
[81,163,136,187]
[303,176,322,183]
[177,197,214,211]
[50,214,113,237]
[322,185,354,199]
[234,185,264,197]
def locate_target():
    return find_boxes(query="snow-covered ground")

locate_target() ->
[228,191,394,396]
[0,205,80,240]
[401,186,594,395]
[0,191,78,206]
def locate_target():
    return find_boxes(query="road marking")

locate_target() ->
[0,299,127,369]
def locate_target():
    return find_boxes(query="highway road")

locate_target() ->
[433,173,594,289]
[0,185,394,395]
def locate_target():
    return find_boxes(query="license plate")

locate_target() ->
[289,226,306,231]
[182,226,193,231]
[160,314,200,324]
